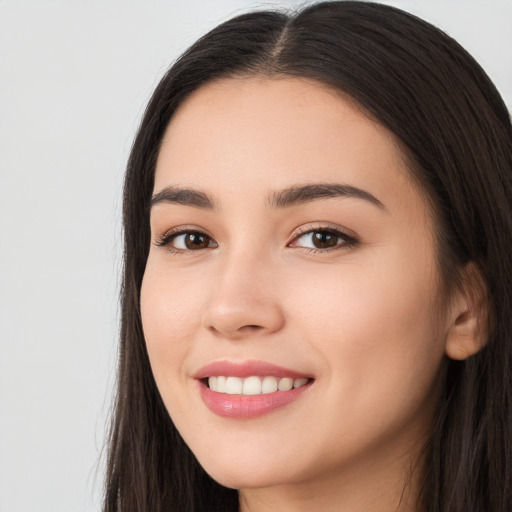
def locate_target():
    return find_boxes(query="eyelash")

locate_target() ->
[154,225,358,255]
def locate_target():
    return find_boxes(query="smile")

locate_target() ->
[195,361,314,418]
[207,376,310,395]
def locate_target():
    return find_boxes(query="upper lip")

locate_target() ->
[194,360,313,380]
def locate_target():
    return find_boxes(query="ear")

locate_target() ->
[445,262,489,361]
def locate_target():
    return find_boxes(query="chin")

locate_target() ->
[197,451,298,490]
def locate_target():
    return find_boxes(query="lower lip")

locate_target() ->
[198,380,313,419]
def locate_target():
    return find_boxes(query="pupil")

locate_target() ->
[186,233,208,249]
[313,232,337,248]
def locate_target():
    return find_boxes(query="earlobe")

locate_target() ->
[445,263,489,361]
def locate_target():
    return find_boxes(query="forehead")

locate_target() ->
[154,76,422,219]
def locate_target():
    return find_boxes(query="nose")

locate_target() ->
[201,250,285,340]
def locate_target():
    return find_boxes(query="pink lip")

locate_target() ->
[194,360,312,380]
[194,360,314,419]
[198,380,313,419]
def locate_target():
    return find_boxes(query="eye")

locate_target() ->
[155,229,217,253]
[290,227,356,251]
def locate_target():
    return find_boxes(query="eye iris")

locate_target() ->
[312,231,338,249]
[185,233,210,250]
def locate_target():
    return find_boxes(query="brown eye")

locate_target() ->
[181,233,211,250]
[156,230,217,252]
[292,228,355,251]
[310,231,339,249]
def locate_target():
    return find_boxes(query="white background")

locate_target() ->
[0,1,510,511]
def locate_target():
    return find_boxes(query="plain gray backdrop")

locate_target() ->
[0,1,510,511]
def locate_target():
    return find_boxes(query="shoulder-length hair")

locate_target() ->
[104,2,512,511]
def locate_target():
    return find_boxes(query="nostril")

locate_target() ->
[240,325,263,332]
[207,323,265,339]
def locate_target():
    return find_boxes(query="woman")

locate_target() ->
[104,2,512,511]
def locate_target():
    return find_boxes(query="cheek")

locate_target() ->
[290,248,442,344]
[288,249,446,421]
[140,262,200,388]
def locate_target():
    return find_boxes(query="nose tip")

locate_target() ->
[201,272,285,340]
[203,303,284,340]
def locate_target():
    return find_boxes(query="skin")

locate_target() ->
[140,77,479,511]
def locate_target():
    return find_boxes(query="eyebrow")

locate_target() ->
[268,183,386,211]
[149,183,387,212]
[149,187,215,210]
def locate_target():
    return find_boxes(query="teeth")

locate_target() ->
[226,376,243,394]
[278,377,293,391]
[217,376,227,393]
[208,376,218,392]
[293,378,309,388]
[261,376,278,394]
[207,376,310,395]
[243,376,262,395]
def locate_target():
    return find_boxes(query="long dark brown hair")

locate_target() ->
[104,2,512,510]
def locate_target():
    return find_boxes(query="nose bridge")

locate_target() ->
[201,241,284,338]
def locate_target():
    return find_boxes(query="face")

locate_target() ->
[141,77,452,494]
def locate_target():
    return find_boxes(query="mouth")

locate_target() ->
[195,361,314,418]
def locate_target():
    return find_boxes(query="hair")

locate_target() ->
[104,2,512,511]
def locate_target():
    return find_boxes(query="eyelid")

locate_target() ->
[292,223,357,239]
[154,225,217,253]
[289,224,359,252]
